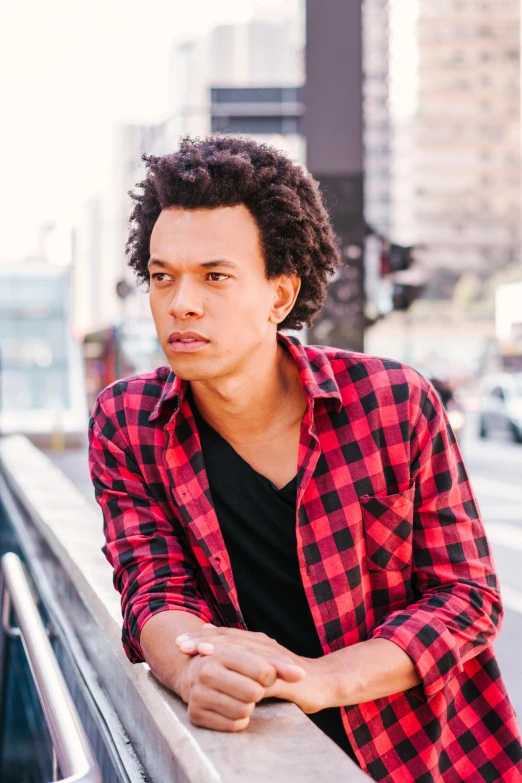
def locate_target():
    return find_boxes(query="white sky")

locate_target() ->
[0,0,285,260]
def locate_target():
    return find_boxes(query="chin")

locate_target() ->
[166,357,218,382]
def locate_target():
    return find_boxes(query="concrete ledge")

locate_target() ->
[0,436,368,782]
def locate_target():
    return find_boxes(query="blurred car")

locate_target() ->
[478,372,522,444]
[429,377,466,441]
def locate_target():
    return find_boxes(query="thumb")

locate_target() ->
[268,657,306,683]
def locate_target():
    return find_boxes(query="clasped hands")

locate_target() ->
[174,624,337,732]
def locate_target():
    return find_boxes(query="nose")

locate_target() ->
[167,277,204,320]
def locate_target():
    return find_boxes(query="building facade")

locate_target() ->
[363,0,391,238]
[0,262,87,443]
[391,0,521,276]
[367,0,521,375]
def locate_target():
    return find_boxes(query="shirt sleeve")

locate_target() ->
[88,396,214,664]
[369,380,503,700]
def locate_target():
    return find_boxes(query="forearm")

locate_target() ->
[321,637,420,708]
[140,610,207,696]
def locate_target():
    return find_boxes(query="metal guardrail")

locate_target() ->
[1,552,102,783]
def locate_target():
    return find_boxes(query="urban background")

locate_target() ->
[0,0,521,722]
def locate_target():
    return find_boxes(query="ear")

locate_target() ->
[269,275,301,325]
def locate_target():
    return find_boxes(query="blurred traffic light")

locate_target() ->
[367,223,424,314]
[379,245,390,276]
[379,243,415,275]
[389,244,415,273]
[392,283,425,311]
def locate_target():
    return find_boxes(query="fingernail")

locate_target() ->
[175,634,190,644]
[198,642,214,654]
[179,640,196,652]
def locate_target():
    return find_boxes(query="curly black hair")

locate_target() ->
[127,135,340,330]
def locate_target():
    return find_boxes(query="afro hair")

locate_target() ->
[126,135,340,331]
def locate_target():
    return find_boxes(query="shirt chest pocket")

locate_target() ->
[360,484,415,572]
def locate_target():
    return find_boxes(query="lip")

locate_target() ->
[167,331,210,354]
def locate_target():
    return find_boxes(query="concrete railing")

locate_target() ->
[0,436,368,782]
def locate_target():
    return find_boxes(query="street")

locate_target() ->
[460,415,522,721]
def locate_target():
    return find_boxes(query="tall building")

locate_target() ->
[168,12,305,156]
[363,0,391,237]
[367,0,522,375]
[391,0,521,276]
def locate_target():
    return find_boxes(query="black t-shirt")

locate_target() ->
[191,398,357,763]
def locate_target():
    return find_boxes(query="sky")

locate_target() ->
[0,0,287,260]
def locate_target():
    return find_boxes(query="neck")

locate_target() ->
[189,337,305,440]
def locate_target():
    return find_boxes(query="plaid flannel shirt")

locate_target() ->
[89,334,522,782]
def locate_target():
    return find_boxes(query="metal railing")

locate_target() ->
[1,552,102,783]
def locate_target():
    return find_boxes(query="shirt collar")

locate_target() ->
[148,371,185,422]
[278,333,342,412]
[148,333,342,423]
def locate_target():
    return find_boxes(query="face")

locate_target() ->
[148,205,300,382]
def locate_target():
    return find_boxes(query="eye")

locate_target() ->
[207,272,229,282]
[151,272,173,283]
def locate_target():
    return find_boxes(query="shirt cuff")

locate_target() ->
[369,608,463,700]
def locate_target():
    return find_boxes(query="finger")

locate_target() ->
[178,634,282,655]
[178,637,216,653]
[176,626,226,646]
[177,642,200,655]
[198,662,266,703]
[263,679,292,701]
[196,642,215,656]
[191,683,256,721]
[270,658,306,683]
[188,705,250,733]
[212,643,305,685]
[211,644,280,688]
[190,637,290,658]
[177,635,237,653]
[194,640,305,683]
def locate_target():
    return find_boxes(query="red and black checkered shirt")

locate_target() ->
[89,334,522,782]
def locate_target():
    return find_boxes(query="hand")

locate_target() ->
[176,640,306,732]
[175,626,337,714]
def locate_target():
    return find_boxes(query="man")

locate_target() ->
[89,136,521,782]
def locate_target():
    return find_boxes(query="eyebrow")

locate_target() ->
[147,258,239,270]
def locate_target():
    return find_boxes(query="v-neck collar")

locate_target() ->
[190,392,298,495]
